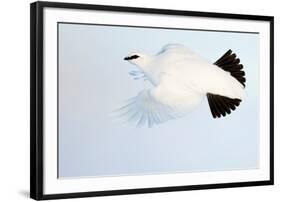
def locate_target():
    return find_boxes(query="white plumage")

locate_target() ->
[118,44,246,127]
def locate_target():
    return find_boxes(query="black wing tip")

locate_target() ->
[214,50,246,87]
[207,93,242,119]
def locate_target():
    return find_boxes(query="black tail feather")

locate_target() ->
[207,50,245,118]
[214,49,246,87]
[207,93,241,118]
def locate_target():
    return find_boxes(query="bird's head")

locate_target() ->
[124,52,152,67]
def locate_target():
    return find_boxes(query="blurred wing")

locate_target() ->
[157,44,184,55]
[115,89,179,128]
[157,44,207,62]
[128,70,148,81]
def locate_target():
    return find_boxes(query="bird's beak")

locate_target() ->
[124,56,130,60]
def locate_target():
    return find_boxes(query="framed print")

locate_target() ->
[30,1,274,200]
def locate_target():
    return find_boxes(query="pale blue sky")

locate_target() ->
[58,23,259,178]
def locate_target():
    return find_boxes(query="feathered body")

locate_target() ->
[119,44,246,127]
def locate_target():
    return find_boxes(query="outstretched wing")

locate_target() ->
[115,89,181,128]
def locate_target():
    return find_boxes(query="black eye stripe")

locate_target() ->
[128,55,140,60]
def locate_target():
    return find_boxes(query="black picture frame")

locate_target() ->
[30,1,274,200]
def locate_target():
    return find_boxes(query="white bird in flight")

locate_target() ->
[118,44,246,127]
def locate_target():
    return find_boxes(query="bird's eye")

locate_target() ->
[124,55,140,60]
